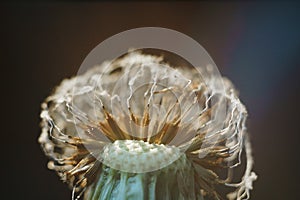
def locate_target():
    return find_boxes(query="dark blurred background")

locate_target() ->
[1,1,299,199]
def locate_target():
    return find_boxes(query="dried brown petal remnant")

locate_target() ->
[39,51,257,200]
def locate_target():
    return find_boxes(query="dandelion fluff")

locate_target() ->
[39,51,256,200]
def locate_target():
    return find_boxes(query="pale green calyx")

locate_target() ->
[86,146,194,200]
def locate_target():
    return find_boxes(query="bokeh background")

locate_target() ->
[1,1,299,199]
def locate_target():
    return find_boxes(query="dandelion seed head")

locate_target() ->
[39,50,256,200]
